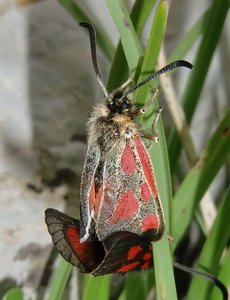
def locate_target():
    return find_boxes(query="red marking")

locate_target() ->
[142,214,159,231]
[127,245,142,260]
[135,137,158,197]
[141,261,151,270]
[110,190,139,223]
[89,180,103,216]
[66,227,100,269]
[89,181,95,210]
[140,182,151,202]
[121,144,136,175]
[66,227,87,261]
[94,185,103,216]
[143,252,152,261]
[117,261,140,272]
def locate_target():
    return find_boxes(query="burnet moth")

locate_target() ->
[45,22,193,276]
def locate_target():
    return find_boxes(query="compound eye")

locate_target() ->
[121,101,129,110]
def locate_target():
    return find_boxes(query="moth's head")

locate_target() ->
[106,89,133,116]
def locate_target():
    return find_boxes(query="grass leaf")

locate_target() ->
[3,288,23,300]
[83,275,110,300]
[172,110,230,246]
[47,258,72,300]
[105,0,143,77]
[58,0,115,60]
[210,248,230,300]
[169,7,210,61]
[168,0,229,173]
[187,187,230,299]
[106,1,178,299]
[107,0,157,90]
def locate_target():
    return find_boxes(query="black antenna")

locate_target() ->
[173,262,228,300]
[79,22,109,98]
[121,60,194,99]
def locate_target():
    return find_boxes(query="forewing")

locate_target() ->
[96,136,165,241]
[80,144,101,241]
[92,232,153,276]
[45,208,105,273]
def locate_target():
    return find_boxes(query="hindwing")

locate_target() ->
[45,208,104,273]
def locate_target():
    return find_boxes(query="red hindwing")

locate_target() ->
[45,208,104,273]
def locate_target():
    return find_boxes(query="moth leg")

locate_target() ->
[142,88,159,111]
[140,107,163,146]
[168,235,174,244]
[152,107,163,137]
[128,88,158,117]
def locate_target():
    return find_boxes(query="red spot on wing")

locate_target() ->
[66,227,97,268]
[110,190,139,224]
[121,143,136,175]
[94,185,103,216]
[89,181,103,216]
[140,182,151,202]
[142,214,159,232]
[66,227,81,250]
[127,245,142,260]
[135,137,158,197]
[143,252,152,261]
[66,227,99,270]
[141,261,151,270]
[117,261,140,273]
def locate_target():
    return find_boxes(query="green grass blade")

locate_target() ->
[168,0,229,173]
[169,8,210,62]
[123,272,149,300]
[2,288,23,300]
[210,249,230,300]
[153,236,178,300]
[134,1,177,298]
[172,110,230,247]
[83,275,110,300]
[134,0,168,107]
[105,0,143,77]
[187,187,230,299]
[107,0,157,91]
[47,258,72,300]
[58,0,115,60]
[106,1,177,298]
[149,113,177,300]
[130,0,157,35]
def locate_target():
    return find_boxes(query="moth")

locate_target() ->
[45,22,193,275]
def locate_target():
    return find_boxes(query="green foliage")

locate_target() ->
[168,0,229,173]
[47,258,72,300]
[83,275,110,300]
[2,288,24,300]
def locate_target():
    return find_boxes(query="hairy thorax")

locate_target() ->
[88,103,137,152]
